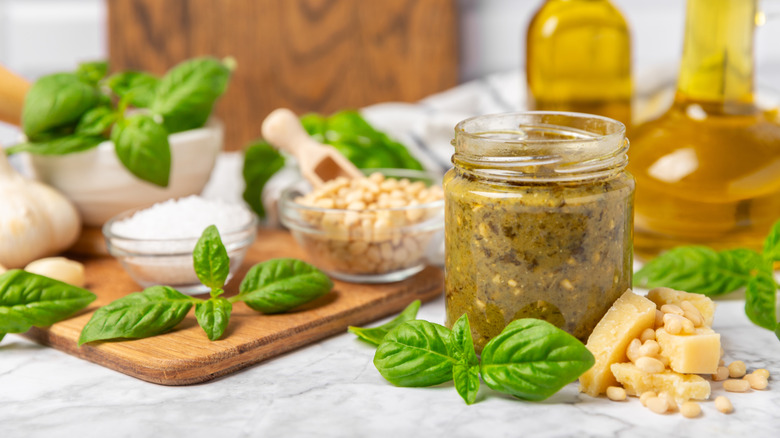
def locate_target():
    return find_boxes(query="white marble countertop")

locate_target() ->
[2,293,779,438]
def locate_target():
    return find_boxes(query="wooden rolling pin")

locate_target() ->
[0,65,29,126]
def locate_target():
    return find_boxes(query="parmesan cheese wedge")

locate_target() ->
[656,327,720,374]
[579,290,657,396]
[646,287,715,326]
[611,362,711,404]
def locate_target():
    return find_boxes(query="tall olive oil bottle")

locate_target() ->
[629,0,780,254]
[526,0,632,126]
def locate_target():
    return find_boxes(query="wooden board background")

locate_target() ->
[107,0,459,150]
[25,229,444,385]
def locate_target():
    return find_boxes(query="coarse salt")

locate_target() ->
[111,195,253,240]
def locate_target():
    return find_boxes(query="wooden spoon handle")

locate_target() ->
[0,65,30,126]
[261,108,323,158]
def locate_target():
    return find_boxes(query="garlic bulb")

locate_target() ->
[0,150,81,268]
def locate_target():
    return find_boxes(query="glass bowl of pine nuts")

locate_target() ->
[279,169,444,283]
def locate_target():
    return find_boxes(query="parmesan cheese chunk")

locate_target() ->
[611,362,711,404]
[579,290,657,396]
[646,287,715,326]
[656,327,721,374]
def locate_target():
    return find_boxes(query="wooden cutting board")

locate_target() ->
[23,229,444,385]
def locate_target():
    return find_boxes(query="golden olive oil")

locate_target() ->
[629,0,780,253]
[526,0,632,126]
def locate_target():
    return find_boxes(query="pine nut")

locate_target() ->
[712,366,729,381]
[636,356,666,374]
[680,300,704,327]
[663,313,684,334]
[626,338,642,363]
[680,401,701,418]
[606,386,627,401]
[728,361,746,378]
[744,373,768,390]
[660,304,684,315]
[640,391,657,406]
[723,379,750,392]
[659,392,677,411]
[646,396,669,414]
[639,340,660,357]
[715,396,733,414]
[640,328,656,342]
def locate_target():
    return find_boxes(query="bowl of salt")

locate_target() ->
[103,196,257,294]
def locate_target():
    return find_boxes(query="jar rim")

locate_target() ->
[452,111,629,182]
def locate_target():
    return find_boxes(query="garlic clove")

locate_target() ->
[24,257,85,287]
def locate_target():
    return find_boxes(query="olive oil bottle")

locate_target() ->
[630,0,780,254]
[526,0,632,126]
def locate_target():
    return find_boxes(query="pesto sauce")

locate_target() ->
[444,167,634,351]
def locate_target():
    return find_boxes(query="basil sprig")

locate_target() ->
[78,226,333,344]
[348,300,421,346]
[0,270,96,339]
[634,219,780,339]
[12,57,233,188]
[369,314,594,405]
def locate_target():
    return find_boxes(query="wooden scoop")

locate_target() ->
[0,64,30,126]
[261,108,363,187]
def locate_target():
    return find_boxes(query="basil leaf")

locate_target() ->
[106,71,159,108]
[76,60,108,85]
[633,246,760,296]
[373,320,456,387]
[111,114,171,187]
[453,363,480,405]
[763,219,780,263]
[348,300,421,346]
[195,297,232,341]
[0,270,96,333]
[76,106,117,136]
[236,258,333,314]
[151,57,231,133]
[450,313,479,366]
[78,286,193,345]
[745,268,778,331]
[450,314,480,404]
[193,225,230,291]
[6,134,105,155]
[0,333,5,342]
[480,319,595,401]
[242,140,285,219]
[22,73,101,141]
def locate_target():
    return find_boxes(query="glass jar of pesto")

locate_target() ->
[444,112,634,351]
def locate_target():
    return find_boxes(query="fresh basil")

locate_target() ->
[6,134,105,156]
[480,319,595,401]
[450,314,480,404]
[763,220,780,263]
[633,246,761,296]
[76,60,108,85]
[193,225,230,291]
[22,73,101,141]
[0,270,96,333]
[106,71,159,109]
[111,114,171,187]
[78,286,193,345]
[235,258,333,314]
[195,297,232,341]
[242,140,285,219]
[348,300,421,346]
[151,57,232,133]
[745,268,777,331]
[76,106,117,137]
[373,320,456,387]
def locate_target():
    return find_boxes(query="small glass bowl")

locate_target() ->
[279,169,444,283]
[103,208,257,295]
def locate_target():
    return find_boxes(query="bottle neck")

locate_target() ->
[676,0,757,109]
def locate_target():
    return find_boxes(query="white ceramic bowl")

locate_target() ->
[29,119,223,226]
